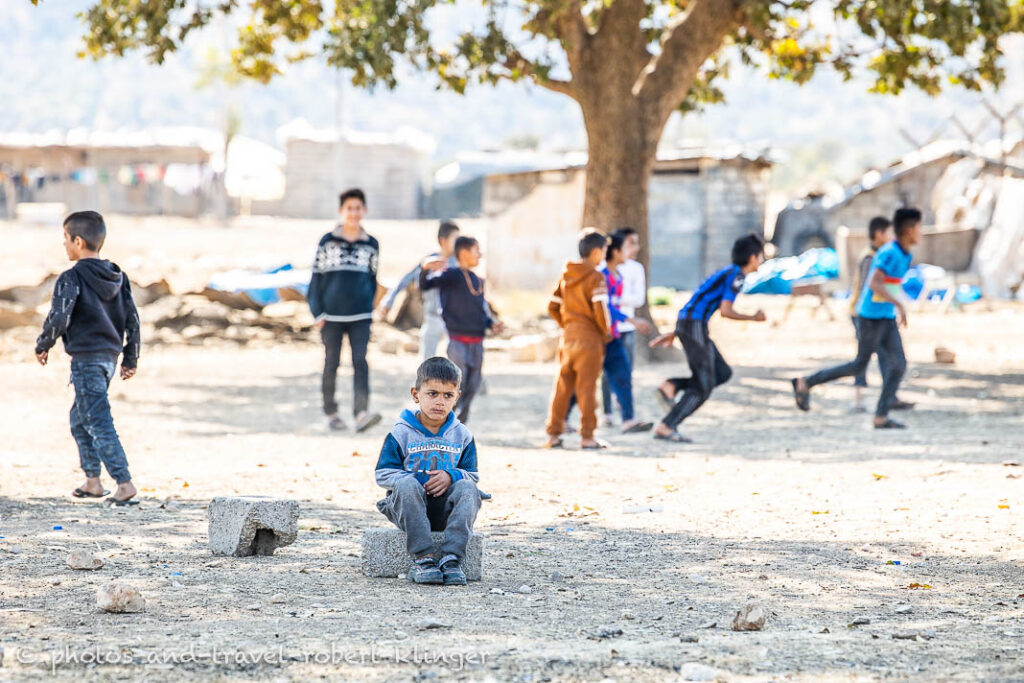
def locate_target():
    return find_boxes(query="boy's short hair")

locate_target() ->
[416,356,462,389]
[868,216,892,240]
[613,226,638,240]
[606,232,625,261]
[892,208,922,236]
[731,232,764,266]
[454,235,478,258]
[438,220,460,243]
[578,228,608,258]
[339,188,366,209]
[64,211,106,251]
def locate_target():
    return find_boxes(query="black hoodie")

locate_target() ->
[35,259,141,368]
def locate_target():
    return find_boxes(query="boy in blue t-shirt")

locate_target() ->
[649,233,767,442]
[792,207,922,428]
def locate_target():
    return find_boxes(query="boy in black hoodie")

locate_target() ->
[419,236,503,423]
[308,188,382,433]
[35,211,141,505]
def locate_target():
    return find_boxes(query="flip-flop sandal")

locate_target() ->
[653,430,692,443]
[891,400,916,411]
[106,498,140,507]
[72,488,110,499]
[544,438,565,449]
[874,418,906,430]
[791,378,811,412]
[654,388,675,414]
[622,421,654,434]
[580,440,609,450]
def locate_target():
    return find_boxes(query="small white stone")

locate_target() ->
[517,584,533,594]
[269,593,286,604]
[67,551,103,570]
[678,662,718,681]
[96,582,145,613]
[732,603,767,631]
[895,605,913,615]
[419,617,452,630]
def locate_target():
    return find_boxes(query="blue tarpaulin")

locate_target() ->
[207,264,311,306]
[743,248,840,295]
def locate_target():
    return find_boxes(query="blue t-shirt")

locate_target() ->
[857,241,912,319]
[680,265,745,322]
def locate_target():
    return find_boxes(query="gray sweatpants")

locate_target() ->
[377,476,481,559]
[420,313,448,361]
[447,339,484,423]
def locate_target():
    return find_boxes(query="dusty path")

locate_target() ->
[2,293,1023,681]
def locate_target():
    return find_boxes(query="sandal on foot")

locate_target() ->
[72,488,110,499]
[622,420,654,434]
[874,418,906,430]
[791,378,811,412]
[891,399,916,411]
[106,497,140,507]
[544,438,564,449]
[580,440,609,450]
[653,430,692,443]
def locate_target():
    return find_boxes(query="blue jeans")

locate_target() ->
[70,361,131,483]
[602,330,635,415]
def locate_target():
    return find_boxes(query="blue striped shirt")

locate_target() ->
[679,265,745,322]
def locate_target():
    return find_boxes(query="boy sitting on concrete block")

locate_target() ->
[374,357,481,585]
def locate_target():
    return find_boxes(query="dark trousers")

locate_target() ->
[70,361,132,483]
[602,330,635,415]
[807,316,906,417]
[662,319,732,430]
[321,320,371,417]
[852,316,891,388]
[447,339,484,423]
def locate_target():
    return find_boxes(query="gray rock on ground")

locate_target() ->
[97,582,145,613]
[207,497,299,557]
[732,603,767,631]
[361,528,483,580]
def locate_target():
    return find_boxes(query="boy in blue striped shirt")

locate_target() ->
[649,233,767,442]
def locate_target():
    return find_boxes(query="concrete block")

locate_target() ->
[361,528,484,580]
[208,496,299,556]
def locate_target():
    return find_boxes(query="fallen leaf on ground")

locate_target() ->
[812,510,830,515]
[908,583,932,589]
[872,473,887,480]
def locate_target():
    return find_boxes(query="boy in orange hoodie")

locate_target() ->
[544,229,612,449]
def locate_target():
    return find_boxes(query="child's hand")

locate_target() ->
[752,310,767,322]
[315,319,326,331]
[35,350,48,366]
[649,332,675,349]
[490,320,506,335]
[424,470,452,497]
[630,318,654,334]
[422,259,446,272]
[121,366,136,380]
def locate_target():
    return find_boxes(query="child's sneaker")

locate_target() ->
[355,411,382,433]
[326,415,346,431]
[438,554,467,586]
[409,556,444,584]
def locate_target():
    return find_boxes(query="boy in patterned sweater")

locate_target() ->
[308,188,382,433]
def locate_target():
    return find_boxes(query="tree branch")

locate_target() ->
[637,0,746,130]
[503,47,576,98]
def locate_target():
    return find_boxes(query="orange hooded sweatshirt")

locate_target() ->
[548,261,611,342]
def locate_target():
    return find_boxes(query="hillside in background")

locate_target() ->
[2,2,1021,192]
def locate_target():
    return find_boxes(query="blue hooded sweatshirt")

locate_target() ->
[374,409,479,490]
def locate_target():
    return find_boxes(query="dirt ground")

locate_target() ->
[1,217,1023,681]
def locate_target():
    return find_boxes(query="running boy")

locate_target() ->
[420,236,503,424]
[380,221,460,359]
[849,216,913,413]
[544,229,611,449]
[35,211,141,505]
[792,208,921,429]
[374,357,481,585]
[308,188,382,433]
[650,233,767,442]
